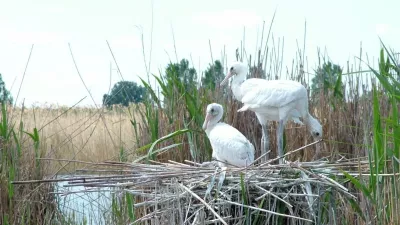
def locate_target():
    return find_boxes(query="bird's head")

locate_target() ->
[220,62,248,86]
[202,103,224,130]
[307,116,323,140]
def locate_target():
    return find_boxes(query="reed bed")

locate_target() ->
[8,103,144,173]
[3,16,399,224]
[12,140,377,225]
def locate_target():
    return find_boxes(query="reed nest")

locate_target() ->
[12,141,372,224]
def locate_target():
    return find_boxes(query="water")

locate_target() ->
[55,176,113,224]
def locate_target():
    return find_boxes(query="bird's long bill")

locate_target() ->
[315,142,321,158]
[202,113,212,130]
[220,72,232,86]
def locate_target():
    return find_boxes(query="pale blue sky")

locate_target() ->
[0,0,398,107]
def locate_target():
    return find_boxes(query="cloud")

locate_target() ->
[0,31,66,44]
[375,23,390,36]
[193,10,261,29]
[107,35,141,49]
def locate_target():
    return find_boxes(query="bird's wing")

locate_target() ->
[240,79,306,108]
[208,123,254,166]
[208,123,251,148]
[225,143,255,167]
[223,140,255,167]
[234,141,255,162]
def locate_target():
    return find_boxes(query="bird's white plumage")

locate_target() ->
[207,123,255,167]
[239,79,309,123]
[240,79,306,108]
[203,103,255,167]
[220,62,322,163]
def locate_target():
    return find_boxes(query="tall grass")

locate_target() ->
[134,37,399,223]
[139,45,369,164]
[1,23,399,224]
[1,102,145,224]
[11,104,143,173]
[0,103,60,224]
[342,45,400,225]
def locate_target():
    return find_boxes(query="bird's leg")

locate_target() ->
[277,120,284,164]
[261,124,269,163]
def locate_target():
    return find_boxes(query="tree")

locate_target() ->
[0,73,13,104]
[165,59,197,91]
[311,61,343,103]
[202,60,224,90]
[103,81,146,107]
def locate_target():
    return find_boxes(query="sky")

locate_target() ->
[0,0,399,107]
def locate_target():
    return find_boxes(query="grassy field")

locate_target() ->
[1,28,400,224]
[11,104,143,172]
[0,104,146,224]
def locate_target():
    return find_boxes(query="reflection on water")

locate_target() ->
[55,176,113,225]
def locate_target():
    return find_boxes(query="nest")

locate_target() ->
[54,154,369,225]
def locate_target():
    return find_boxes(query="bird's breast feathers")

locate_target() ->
[207,123,255,167]
[208,123,250,144]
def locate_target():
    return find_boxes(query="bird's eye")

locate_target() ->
[230,67,234,71]
[315,132,320,136]
[210,108,214,113]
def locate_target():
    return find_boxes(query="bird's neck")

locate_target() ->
[304,113,318,129]
[303,113,312,124]
[231,73,246,100]
[205,121,218,135]
[205,115,223,134]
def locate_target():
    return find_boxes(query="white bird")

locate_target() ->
[202,103,255,167]
[220,62,322,164]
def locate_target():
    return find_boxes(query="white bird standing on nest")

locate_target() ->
[202,103,255,167]
[220,62,322,164]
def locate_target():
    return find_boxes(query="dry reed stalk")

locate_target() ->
[12,152,376,224]
[180,184,228,225]
[9,104,144,174]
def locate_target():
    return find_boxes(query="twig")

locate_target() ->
[254,185,292,207]
[220,199,313,222]
[259,139,324,167]
[13,44,34,108]
[180,184,228,225]
[68,43,117,150]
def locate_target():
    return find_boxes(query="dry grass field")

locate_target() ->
[9,103,145,174]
